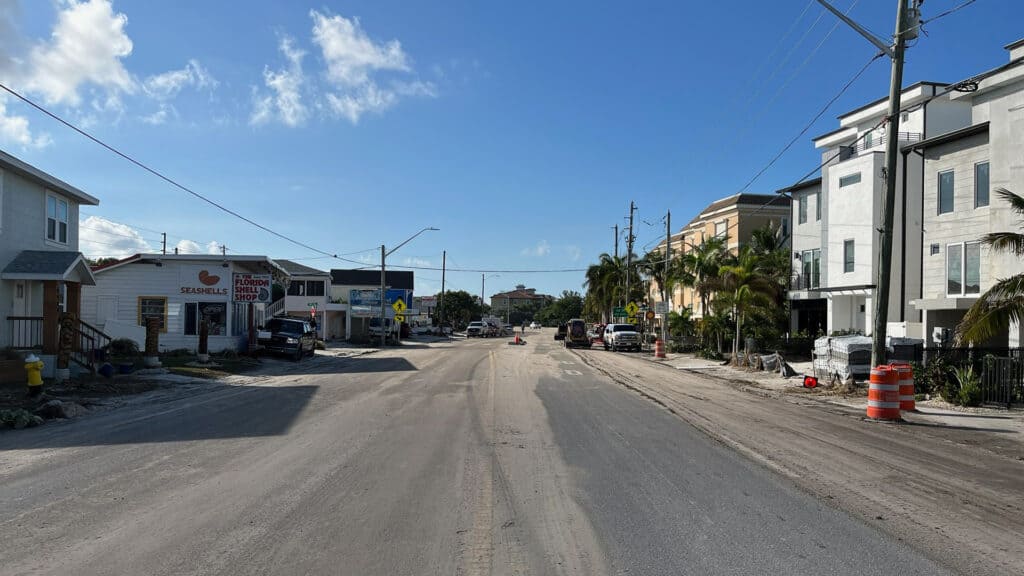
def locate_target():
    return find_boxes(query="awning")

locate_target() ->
[1,250,97,285]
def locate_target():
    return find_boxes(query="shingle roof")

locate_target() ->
[275,259,330,277]
[3,250,84,275]
[491,289,549,300]
[330,269,414,290]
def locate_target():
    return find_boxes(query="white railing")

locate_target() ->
[265,297,285,318]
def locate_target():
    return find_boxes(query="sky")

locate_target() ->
[0,0,1021,302]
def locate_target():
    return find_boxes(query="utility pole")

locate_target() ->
[440,250,446,331]
[818,0,916,366]
[221,245,227,256]
[614,224,619,259]
[481,273,485,311]
[381,245,387,349]
[625,201,636,306]
[161,233,166,255]
[663,210,671,345]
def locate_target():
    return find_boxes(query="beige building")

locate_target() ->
[649,193,791,318]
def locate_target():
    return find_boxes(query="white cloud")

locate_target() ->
[566,245,582,261]
[206,240,224,255]
[79,215,152,259]
[140,106,169,125]
[0,96,52,148]
[521,240,550,257]
[143,59,217,100]
[251,36,308,127]
[401,257,431,267]
[24,0,135,107]
[311,9,435,124]
[175,239,203,254]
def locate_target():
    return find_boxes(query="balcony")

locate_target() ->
[790,274,821,291]
[843,131,922,157]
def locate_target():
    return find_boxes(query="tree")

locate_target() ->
[584,253,626,321]
[435,290,482,330]
[536,291,584,326]
[957,188,1024,344]
[718,246,775,362]
[679,237,727,318]
[87,257,120,268]
[636,249,670,306]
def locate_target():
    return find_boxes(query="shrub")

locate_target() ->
[916,356,953,397]
[162,348,193,357]
[952,364,983,407]
[106,338,140,358]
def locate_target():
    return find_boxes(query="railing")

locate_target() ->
[789,274,821,291]
[848,131,922,155]
[265,297,285,318]
[7,316,43,350]
[70,319,112,373]
[922,347,1024,407]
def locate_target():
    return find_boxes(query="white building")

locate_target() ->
[781,177,824,334]
[329,269,414,342]
[910,38,1024,347]
[276,259,346,340]
[798,81,973,336]
[81,254,288,353]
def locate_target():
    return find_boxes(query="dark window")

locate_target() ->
[185,302,228,336]
[46,195,68,243]
[138,297,167,330]
[306,280,325,296]
[975,162,990,208]
[938,170,955,214]
[965,242,981,295]
[930,243,940,256]
[947,244,963,295]
[815,189,821,220]
[798,194,807,224]
[839,173,861,188]
[287,281,305,296]
[843,240,855,273]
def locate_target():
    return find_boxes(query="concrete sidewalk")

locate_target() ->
[640,350,1024,436]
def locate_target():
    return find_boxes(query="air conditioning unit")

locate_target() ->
[932,327,951,346]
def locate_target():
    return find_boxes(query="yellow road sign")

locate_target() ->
[394,314,405,323]
[625,301,639,316]
[392,299,407,313]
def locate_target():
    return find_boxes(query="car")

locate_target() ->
[529,322,540,330]
[466,321,486,337]
[604,323,641,352]
[258,317,317,360]
[369,317,399,344]
[554,324,567,340]
[564,319,591,348]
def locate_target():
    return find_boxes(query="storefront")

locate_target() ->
[81,254,289,353]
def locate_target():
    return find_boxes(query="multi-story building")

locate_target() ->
[909,38,1024,347]
[489,285,551,316]
[790,81,974,337]
[650,193,790,318]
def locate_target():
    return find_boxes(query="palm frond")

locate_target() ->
[982,232,1024,256]
[955,274,1024,344]
[994,187,1024,217]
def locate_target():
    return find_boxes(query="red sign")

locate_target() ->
[232,273,272,303]
[181,270,228,295]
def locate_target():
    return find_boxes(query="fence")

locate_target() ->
[7,316,43,350]
[922,347,1024,407]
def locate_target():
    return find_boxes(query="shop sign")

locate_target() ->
[233,273,272,303]
[180,268,229,296]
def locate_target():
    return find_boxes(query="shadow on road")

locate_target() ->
[253,355,419,376]
[0,384,318,449]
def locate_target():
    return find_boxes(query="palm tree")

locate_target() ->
[679,236,727,318]
[957,188,1024,344]
[718,246,776,361]
[584,253,626,322]
[636,249,671,306]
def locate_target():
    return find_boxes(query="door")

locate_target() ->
[97,296,118,324]
[12,281,27,316]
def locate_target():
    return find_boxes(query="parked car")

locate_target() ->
[564,319,591,348]
[529,321,540,329]
[554,324,567,340]
[369,317,399,344]
[258,317,317,360]
[467,321,486,337]
[485,322,501,337]
[604,323,641,352]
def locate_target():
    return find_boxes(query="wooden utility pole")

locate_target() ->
[614,224,619,260]
[625,202,635,306]
[440,250,446,329]
[663,210,671,344]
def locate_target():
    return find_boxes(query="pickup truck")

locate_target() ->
[369,317,399,344]
[466,321,486,338]
[604,323,641,352]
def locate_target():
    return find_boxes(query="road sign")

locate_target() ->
[613,306,626,317]
[625,302,639,316]
[646,310,656,320]
[392,298,407,313]
[654,301,669,314]
[628,316,637,324]
[394,314,405,323]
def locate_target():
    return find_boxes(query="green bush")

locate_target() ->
[952,364,983,407]
[915,356,953,397]
[106,338,140,358]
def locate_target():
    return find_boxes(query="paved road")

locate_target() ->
[0,333,951,575]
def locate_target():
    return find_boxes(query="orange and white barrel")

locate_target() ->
[655,339,666,358]
[890,363,916,412]
[867,366,901,420]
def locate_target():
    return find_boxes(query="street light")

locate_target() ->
[481,273,499,317]
[381,227,439,348]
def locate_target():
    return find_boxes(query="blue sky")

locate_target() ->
[0,0,1021,301]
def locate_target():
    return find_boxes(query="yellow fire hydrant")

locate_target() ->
[25,354,44,396]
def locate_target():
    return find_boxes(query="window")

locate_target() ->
[975,162,990,208]
[798,194,808,224]
[138,297,167,331]
[839,173,861,188]
[938,170,955,214]
[930,243,940,256]
[714,220,728,239]
[948,242,981,296]
[287,281,305,296]
[780,217,789,239]
[800,249,820,289]
[815,189,821,221]
[864,131,873,148]
[287,280,326,296]
[46,194,68,243]
[185,302,228,336]
[843,240,855,273]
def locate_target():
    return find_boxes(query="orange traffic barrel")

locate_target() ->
[867,366,901,420]
[655,339,666,358]
[890,363,916,411]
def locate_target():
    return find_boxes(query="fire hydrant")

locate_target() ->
[24,353,44,396]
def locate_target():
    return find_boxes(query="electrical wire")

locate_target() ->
[899,0,981,36]
[0,80,340,260]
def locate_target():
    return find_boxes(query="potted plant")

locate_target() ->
[105,338,140,374]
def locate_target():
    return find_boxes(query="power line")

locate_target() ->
[0,80,340,260]
[899,0,980,36]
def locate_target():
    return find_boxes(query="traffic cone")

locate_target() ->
[515,333,521,345]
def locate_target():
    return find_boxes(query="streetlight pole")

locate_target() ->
[380,227,439,348]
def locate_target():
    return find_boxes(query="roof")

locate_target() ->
[682,193,790,230]
[906,122,989,151]
[0,149,100,206]
[491,289,549,300]
[275,259,330,277]
[331,269,414,290]
[834,81,946,122]
[1,250,96,285]
[92,253,290,278]
[776,177,822,195]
